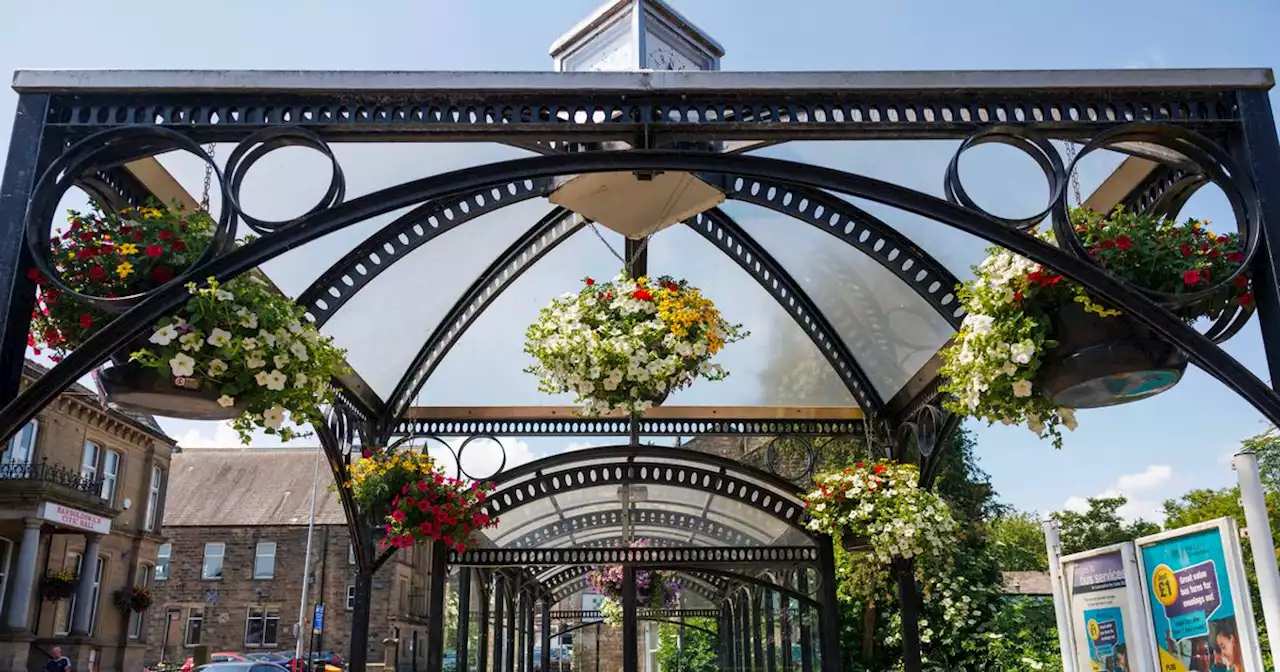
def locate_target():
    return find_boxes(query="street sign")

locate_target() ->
[313,603,325,634]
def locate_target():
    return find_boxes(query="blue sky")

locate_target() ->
[2,0,1279,523]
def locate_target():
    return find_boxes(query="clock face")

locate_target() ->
[646,44,700,71]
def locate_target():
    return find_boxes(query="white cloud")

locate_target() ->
[1062,464,1174,523]
[160,418,318,450]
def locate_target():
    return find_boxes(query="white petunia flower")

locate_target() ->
[262,405,286,429]
[1059,407,1078,431]
[1009,340,1035,365]
[264,369,287,391]
[273,354,290,369]
[247,356,266,370]
[150,324,179,346]
[179,332,204,352]
[206,328,232,348]
[169,353,196,377]
[215,289,234,302]
[290,341,309,362]
[207,359,228,377]
[1011,380,1033,398]
[217,394,236,408]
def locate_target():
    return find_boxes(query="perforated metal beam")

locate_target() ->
[502,507,765,549]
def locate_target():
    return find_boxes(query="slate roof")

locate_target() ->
[1001,571,1053,596]
[165,448,348,527]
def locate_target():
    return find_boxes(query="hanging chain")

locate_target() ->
[1062,140,1083,206]
[586,218,651,272]
[200,142,216,212]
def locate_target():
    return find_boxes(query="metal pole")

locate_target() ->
[1234,450,1280,661]
[893,559,921,672]
[459,568,472,672]
[752,591,764,672]
[595,622,601,672]
[478,575,491,672]
[1043,519,1079,672]
[622,566,639,672]
[493,576,506,672]
[1233,90,1280,388]
[796,572,813,672]
[427,541,449,672]
[505,579,517,672]
[541,598,552,672]
[814,538,840,672]
[295,448,323,665]
[764,592,777,672]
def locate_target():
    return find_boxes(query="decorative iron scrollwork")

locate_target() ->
[386,432,508,482]
[222,127,346,234]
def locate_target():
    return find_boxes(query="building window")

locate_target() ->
[349,543,355,565]
[54,553,104,635]
[145,466,163,531]
[253,541,276,580]
[129,564,151,639]
[100,449,121,503]
[202,542,225,580]
[156,543,171,580]
[0,537,11,614]
[244,606,281,647]
[80,441,100,481]
[1,420,37,466]
[55,552,82,635]
[185,607,204,646]
[346,585,356,610]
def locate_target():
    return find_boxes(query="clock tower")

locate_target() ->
[549,0,723,73]
[547,0,727,241]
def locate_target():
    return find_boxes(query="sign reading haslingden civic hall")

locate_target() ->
[1137,518,1263,672]
[37,501,112,535]
[1062,543,1154,672]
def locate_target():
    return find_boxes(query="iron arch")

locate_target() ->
[6,146,1280,443]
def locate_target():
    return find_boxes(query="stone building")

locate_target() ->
[0,361,177,672]
[149,448,436,670]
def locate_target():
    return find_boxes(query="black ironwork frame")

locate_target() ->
[1,68,1279,672]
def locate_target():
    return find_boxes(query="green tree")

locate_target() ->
[1050,496,1160,556]
[656,618,719,672]
[986,511,1049,572]
[1243,427,1280,493]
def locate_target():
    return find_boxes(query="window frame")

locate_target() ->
[346,585,356,611]
[80,440,100,481]
[54,552,82,636]
[1,420,38,466]
[201,542,225,580]
[155,543,171,581]
[184,606,204,647]
[253,541,276,580]
[144,466,163,531]
[129,564,152,639]
[88,554,104,634]
[100,448,122,504]
[244,605,281,648]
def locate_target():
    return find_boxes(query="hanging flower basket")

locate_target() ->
[804,461,958,565]
[524,272,747,416]
[587,540,681,627]
[344,447,498,553]
[42,570,77,602]
[938,206,1252,447]
[114,584,154,613]
[29,204,349,442]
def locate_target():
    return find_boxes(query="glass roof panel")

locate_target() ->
[415,224,626,406]
[748,141,1128,284]
[318,198,547,396]
[644,223,857,408]
[726,200,954,400]
[154,142,538,298]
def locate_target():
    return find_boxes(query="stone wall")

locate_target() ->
[147,523,432,667]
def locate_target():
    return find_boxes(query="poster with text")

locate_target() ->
[1066,550,1138,672]
[1141,527,1251,672]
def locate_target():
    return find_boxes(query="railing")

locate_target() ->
[0,458,103,496]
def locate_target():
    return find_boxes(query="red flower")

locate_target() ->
[145,244,163,258]
[1240,292,1254,307]
[856,462,864,468]
[1235,275,1250,289]
[79,313,94,330]
[455,542,466,554]
[151,265,173,284]
[1180,244,1192,257]
[874,464,886,474]
[419,522,433,536]
[476,491,486,502]
[26,268,42,282]
[1200,242,1210,253]
[1100,239,1116,249]
[403,496,416,509]
[1115,236,1132,250]
[159,230,172,240]
[1182,269,1201,285]
[1228,252,1246,263]
[76,249,94,260]
[665,282,679,292]
[1208,248,1220,259]
[632,288,653,301]
[133,230,143,242]
[1217,236,1230,244]
[419,500,431,513]
[88,266,106,281]
[602,291,613,301]
[391,510,407,523]
[402,484,411,495]
[361,448,371,458]
[433,473,444,485]
[417,480,428,492]
[584,277,595,286]
[171,239,185,252]
[78,231,94,242]
[26,334,35,347]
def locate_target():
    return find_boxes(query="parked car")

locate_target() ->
[195,663,288,672]
[309,650,346,670]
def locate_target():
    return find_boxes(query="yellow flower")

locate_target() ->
[118,242,138,255]
[116,262,134,279]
